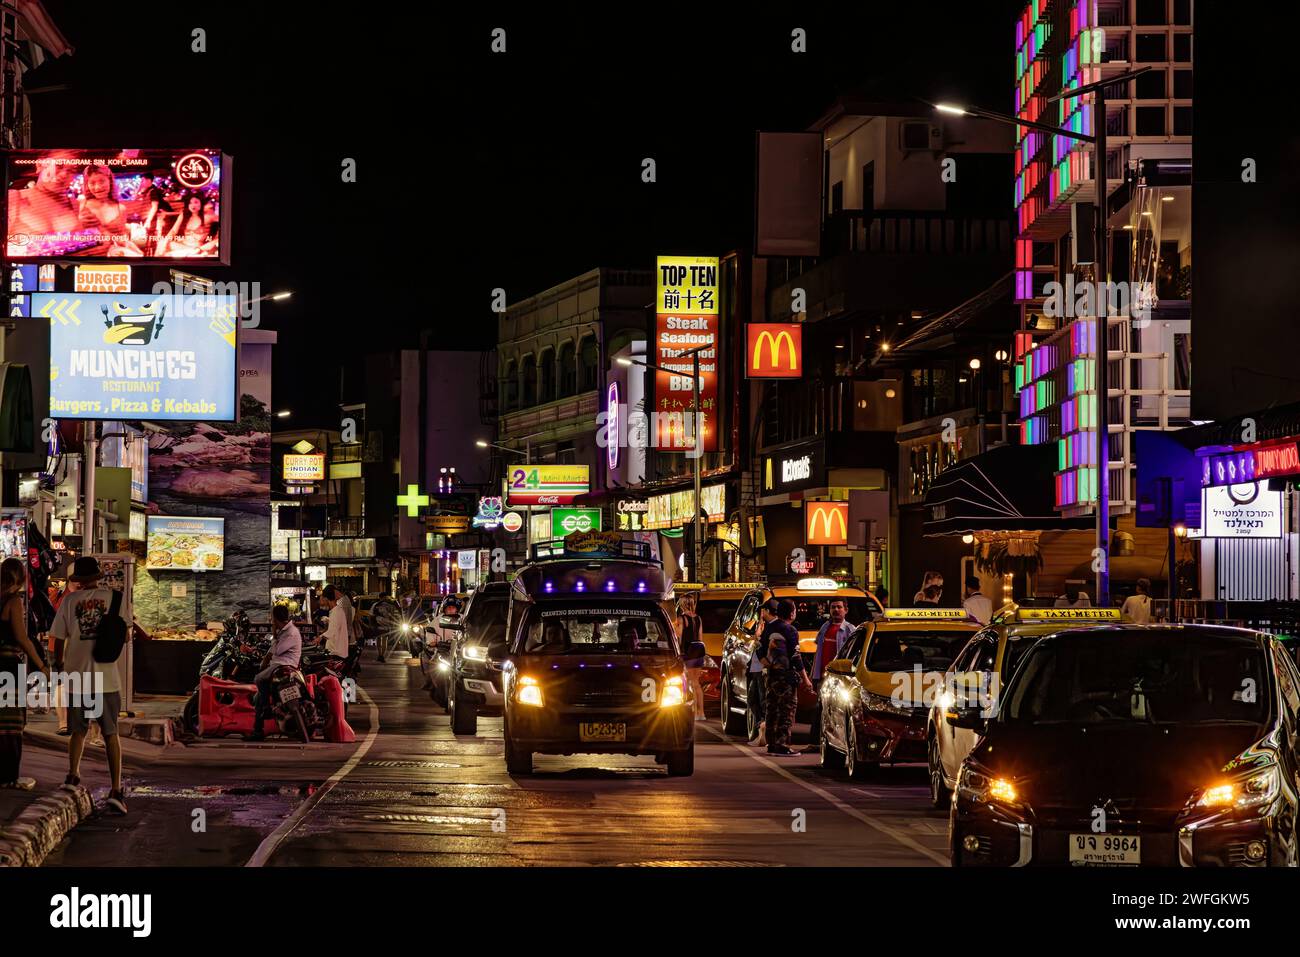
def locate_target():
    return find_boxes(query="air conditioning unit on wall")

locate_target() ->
[900,121,943,151]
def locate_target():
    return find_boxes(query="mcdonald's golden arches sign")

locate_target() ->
[746,323,802,379]
[805,501,849,546]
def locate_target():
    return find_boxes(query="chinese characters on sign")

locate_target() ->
[655,255,719,452]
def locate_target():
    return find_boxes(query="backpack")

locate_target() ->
[91,590,128,664]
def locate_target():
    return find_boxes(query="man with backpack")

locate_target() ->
[49,557,130,815]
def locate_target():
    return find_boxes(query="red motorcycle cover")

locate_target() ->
[317,675,356,743]
[197,674,281,738]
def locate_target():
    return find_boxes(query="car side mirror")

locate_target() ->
[947,706,988,731]
[825,659,854,677]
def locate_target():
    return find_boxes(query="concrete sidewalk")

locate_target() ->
[1,696,183,866]
[0,743,92,866]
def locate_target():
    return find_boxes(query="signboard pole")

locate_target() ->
[692,349,703,581]
[524,439,531,559]
[82,422,98,551]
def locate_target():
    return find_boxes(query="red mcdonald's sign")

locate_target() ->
[746,323,802,379]
[806,501,849,546]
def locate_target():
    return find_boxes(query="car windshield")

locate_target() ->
[865,628,969,673]
[521,608,675,654]
[466,596,508,642]
[697,599,741,633]
[791,596,880,632]
[1004,630,1271,727]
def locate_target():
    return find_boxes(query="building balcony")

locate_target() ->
[499,390,600,443]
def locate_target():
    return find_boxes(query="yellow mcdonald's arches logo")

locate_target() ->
[748,325,795,377]
[764,457,773,490]
[752,329,799,372]
[806,502,848,544]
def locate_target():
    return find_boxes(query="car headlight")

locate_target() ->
[957,763,1020,806]
[660,675,685,708]
[1195,765,1279,810]
[463,645,488,662]
[401,622,412,633]
[517,675,544,707]
[864,690,915,716]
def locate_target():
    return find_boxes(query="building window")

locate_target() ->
[1173,33,1192,62]
[501,359,518,411]
[1173,0,1192,25]
[1135,0,1166,25]
[1135,106,1166,136]
[521,354,537,407]
[1173,106,1192,137]
[538,347,555,404]
[1135,33,1166,62]
[558,340,577,397]
[1135,69,1165,99]
[1173,69,1192,99]
[578,335,598,392]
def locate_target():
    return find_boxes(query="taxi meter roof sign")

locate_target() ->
[883,608,976,620]
[1013,607,1123,622]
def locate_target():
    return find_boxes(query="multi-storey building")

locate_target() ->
[1011,0,1192,519]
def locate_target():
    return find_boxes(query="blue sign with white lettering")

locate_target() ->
[37,292,238,421]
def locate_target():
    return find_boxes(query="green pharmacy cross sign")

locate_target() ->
[551,508,602,537]
[397,484,430,517]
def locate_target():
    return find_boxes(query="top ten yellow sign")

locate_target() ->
[657,255,719,314]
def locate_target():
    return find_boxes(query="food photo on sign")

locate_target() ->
[5,148,231,262]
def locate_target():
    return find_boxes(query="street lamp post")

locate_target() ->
[935,65,1149,608]
[619,344,710,580]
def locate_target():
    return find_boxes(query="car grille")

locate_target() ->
[566,673,640,707]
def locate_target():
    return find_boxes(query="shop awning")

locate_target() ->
[922,442,1093,536]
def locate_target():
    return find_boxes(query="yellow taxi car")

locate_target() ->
[926,605,1128,808]
[681,583,761,708]
[818,608,981,779]
[718,577,883,738]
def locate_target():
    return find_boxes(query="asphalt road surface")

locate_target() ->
[42,653,951,867]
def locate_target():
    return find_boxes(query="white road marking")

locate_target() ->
[245,685,381,867]
[852,786,882,798]
[701,725,949,866]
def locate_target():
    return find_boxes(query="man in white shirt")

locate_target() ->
[1121,578,1153,624]
[50,557,129,815]
[318,586,350,658]
[251,604,303,740]
[962,575,994,625]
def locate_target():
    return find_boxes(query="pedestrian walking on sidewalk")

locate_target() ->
[0,558,50,790]
[49,557,130,815]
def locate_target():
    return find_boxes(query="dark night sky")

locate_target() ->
[28,3,1022,426]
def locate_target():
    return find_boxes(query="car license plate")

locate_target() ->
[579,721,626,742]
[278,685,301,703]
[1068,833,1140,866]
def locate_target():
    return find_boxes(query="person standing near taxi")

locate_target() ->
[748,599,779,744]
[759,599,805,756]
[810,598,854,743]
[962,575,993,625]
